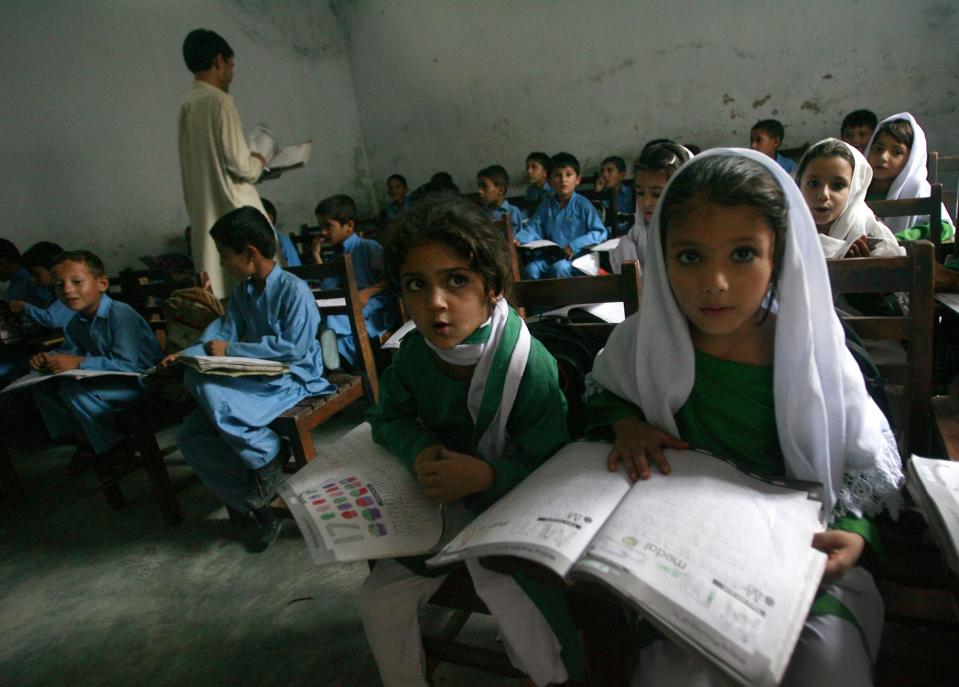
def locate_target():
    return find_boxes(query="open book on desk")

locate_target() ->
[2,369,143,394]
[173,355,289,377]
[907,455,959,574]
[427,441,827,687]
[247,124,313,179]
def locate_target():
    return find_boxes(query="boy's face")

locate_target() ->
[550,165,581,201]
[317,215,355,246]
[52,260,108,317]
[867,131,910,183]
[749,129,780,159]
[387,178,407,203]
[476,176,505,208]
[600,163,625,190]
[526,160,548,187]
[215,242,256,280]
[841,125,875,154]
[29,266,53,287]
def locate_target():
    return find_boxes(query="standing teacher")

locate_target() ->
[178,29,267,297]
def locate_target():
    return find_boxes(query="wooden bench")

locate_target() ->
[867,183,945,262]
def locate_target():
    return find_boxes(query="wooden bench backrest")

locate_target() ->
[287,255,379,403]
[929,152,959,225]
[827,240,935,456]
[866,183,944,259]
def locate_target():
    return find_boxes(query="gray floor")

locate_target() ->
[0,402,515,687]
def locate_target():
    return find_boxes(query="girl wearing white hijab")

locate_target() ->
[361,195,582,686]
[865,112,954,240]
[796,138,904,259]
[586,149,903,686]
[610,141,693,275]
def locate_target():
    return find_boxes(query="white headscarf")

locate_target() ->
[864,112,950,232]
[591,148,903,520]
[796,138,904,258]
[610,145,694,275]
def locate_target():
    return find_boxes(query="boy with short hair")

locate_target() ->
[514,152,608,279]
[167,206,335,551]
[315,194,399,368]
[476,164,524,232]
[30,250,163,476]
[385,174,411,220]
[841,109,878,154]
[8,242,74,329]
[0,238,51,306]
[593,155,634,234]
[750,119,796,173]
[523,151,554,218]
[260,197,301,268]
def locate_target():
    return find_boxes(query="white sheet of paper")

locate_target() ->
[538,302,626,324]
[908,455,959,573]
[936,292,959,316]
[2,369,142,394]
[590,238,621,252]
[269,141,312,170]
[571,253,600,276]
[316,297,347,309]
[520,240,562,250]
[381,319,418,350]
[246,124,277,160]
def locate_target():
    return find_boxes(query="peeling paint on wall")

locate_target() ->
[800,101,822,114]
[752,94,771,108]
[722,94,735,105]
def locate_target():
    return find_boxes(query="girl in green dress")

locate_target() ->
[586,149,904,686]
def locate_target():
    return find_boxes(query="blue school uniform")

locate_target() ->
[488,200,524,234]
[176,265,335,512]
[385,197,411,220]
[278,232,302,268]
[602,184,635,234]
[4,268,53,306]
[22,299,75,329]
[321,233,399,367]
[513,192,608,279]
[524,182,554,219]
[776,152,797,174]
[31,294,162,454]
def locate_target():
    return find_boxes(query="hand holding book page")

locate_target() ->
[428,442,827,687]
[278,423,443,565]
[246,124,313,178]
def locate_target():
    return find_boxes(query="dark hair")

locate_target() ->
[0,238,21,263]
[477,164,510,191]
[22,242,65,270]
[641,138,675,154]
[387,174,408,188]
[752,119,785,142]
[52,250,106,278]
[260,197,277,224]
[182,29,233,73]
[548,152,580,176]
[429,172,459,193]
[601,156,627,173]
[841,109,878,132]
[314,194,358,225]
[875,119,914,149]
[634,142,691,177]
[209,206,277,259]
[382,194,513,298]
[660,155,788,301]
[526,152,550,169]
[795,139,856,182]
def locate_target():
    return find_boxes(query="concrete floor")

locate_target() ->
[0,401,516,687]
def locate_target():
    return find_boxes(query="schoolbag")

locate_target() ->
[161,286,225,354]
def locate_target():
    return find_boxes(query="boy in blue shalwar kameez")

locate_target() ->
[165,206,334,552]
[314,194,399,368]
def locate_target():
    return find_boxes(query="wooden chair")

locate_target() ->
[826,240,935,457]
[272,255,380,467]
[421,263,642,686]
[866,183,945,261]
[929,151,959,225]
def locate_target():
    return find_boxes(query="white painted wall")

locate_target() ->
[2,1,371,272]
[341,0,959,200]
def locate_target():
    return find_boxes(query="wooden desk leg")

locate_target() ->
[0,442,26,505]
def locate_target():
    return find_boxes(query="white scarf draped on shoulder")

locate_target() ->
[797,138,903,258]
[590,147,904,521]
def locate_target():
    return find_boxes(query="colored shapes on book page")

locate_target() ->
[341,511,357,519]
[368,523,388,537]
[362,508,381,521]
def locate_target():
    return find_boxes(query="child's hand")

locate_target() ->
[608,415,688,482]
[844,236,871,258]
[204,340,229,356]
[594,177,607,192]
[43,353,84,373]
[157,353,181,370]
[564,245,574,259]
[812,530,865,584]
[357,287,374,308]
[414,446,494,503]
[29,352,50,372]
[8,300,25,314]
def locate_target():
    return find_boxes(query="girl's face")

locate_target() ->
[399,241,496,351]
[665,201,775,349]
[635,169,671,223]
[800,156,853,232]
[867,132,909,182]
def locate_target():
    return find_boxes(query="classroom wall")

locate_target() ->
[2,1,371,272]
[339,0,959,199]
